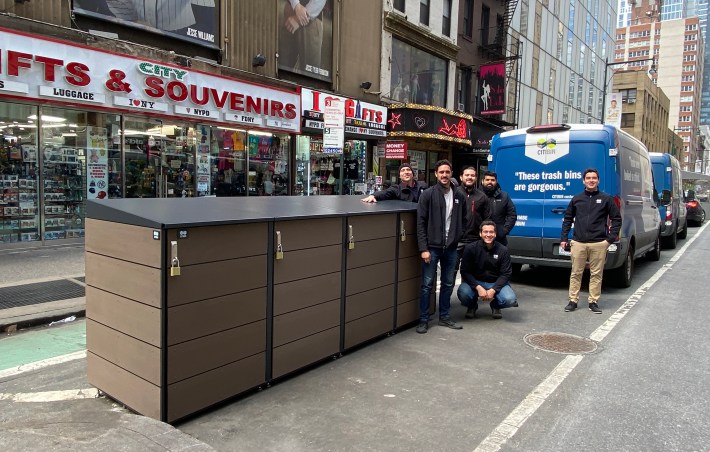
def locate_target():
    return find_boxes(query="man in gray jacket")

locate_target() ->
[415,160,468,334]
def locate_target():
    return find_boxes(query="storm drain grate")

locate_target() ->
[524,332,598,354]
[0,279,86,310]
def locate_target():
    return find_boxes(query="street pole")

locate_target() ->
[601,57,608,124]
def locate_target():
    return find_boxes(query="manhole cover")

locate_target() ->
[524,332,598,354]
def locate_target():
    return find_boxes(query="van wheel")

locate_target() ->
[610,245,634,288]
[661,228,677,249]
[678,220,688,239]
[647,235,661,261]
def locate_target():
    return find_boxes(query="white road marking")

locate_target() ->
[0,350,86,379]
[473,222,709,452]
[0,388,98,402]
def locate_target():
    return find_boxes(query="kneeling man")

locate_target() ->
[457,220,518,319]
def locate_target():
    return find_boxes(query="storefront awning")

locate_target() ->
[681,170,710,181]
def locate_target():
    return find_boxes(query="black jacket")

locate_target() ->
[483,184,517,237]
[460,240,512,293]
[417,184,467,251]
[456,185,490,244]
[560,189,622,243]
[373,181,427,202]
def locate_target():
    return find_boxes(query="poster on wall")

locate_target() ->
[390,38,447,107]
[73,0,219,49]
[196,127,211,195]
[277,0,334,82]
[323,97,345,154]
[604,92,622,129]
[86,126,109,200]
[479,62,506,116]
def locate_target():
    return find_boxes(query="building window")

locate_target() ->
[620,88,637,104]
[442,0,451,37]
[420,0,429,26]
[463,0,473,37]
[621,113,635,128]
[481,4,490,46]
[393,0,405,12]
[390,38,448,107]
[680,85,694,92]
[457,67,471,112]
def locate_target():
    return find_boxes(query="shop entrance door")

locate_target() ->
[123,117,202,198]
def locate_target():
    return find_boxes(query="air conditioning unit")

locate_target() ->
[628,98,636,104]
[457,102,465,111]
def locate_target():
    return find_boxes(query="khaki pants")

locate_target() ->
[568,240,608,303]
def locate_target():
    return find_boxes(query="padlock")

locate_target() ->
[275,231,284,260]
[400,220,406,242]
[170,257,181,276]
[348,225,355,250]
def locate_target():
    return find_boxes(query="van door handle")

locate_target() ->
[551,208,566,214]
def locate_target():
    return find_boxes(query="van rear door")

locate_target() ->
[491,125,609,260]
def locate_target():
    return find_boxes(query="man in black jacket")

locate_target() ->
[361,163,426,203]
[456,166,490,266]
[482,171,517,246]
[560,168,622,314]
[415,160,467,333]
[457,220,518,319]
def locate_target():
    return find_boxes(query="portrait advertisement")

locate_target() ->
[278,0,334,83]
[389,38,447,107]
[604,92,622,129]
[73,0,219,49]
[478,62,506,116]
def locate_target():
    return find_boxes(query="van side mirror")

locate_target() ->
[661,189,671,205]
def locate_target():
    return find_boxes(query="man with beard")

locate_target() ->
[415,160,467,333]
[481,171,517,246]
[361,162,426,203]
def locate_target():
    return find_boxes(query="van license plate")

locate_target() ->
[558,246,571,256]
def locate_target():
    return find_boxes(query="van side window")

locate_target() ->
[640,157,653,198]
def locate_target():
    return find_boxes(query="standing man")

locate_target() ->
[481,171,517,246]
[457,220,518,319]
[361,163,426,203]
[416,160,467,333]
[560,168,622,314]
[456,166,490,265]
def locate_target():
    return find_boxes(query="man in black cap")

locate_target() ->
[361,162,427,203]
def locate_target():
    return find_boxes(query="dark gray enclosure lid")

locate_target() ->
[87,196,418,229]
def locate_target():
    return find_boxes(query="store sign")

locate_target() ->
[479,62,506,116]
[301,88,387,138]
[86,126,109,200]
[385,141,408,159]
[387,107,472,145]
[0,29,301,133]
[322,98,345,154]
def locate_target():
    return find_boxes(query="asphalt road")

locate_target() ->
[1,222,709,451]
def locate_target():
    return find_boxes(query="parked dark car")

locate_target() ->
[685,191,706,226]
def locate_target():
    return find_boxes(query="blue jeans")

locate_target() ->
[457,281,517,310]
[419,246,458,322]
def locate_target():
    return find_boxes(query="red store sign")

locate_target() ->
[0,28,301,133]
[385,141,408,159]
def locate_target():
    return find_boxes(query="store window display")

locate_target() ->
[1,103,39,243]
[295,136,367,195]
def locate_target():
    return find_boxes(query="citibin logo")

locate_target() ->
[524,131,569,164]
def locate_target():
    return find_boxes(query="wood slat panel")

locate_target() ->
[397,277,420,304]
[346,237,396,269]
[347,214,396,241]
[346,261,395,296]
[272,327,339,379]
[344,308,393,349]
[274,245,342,284]
[168,320,266,383]
[168,255,267,306]
[86,286,161,347]
[345,285,394,322]
[86,252,161,307]
[273,273,341,315]
[167,288,266,345]
[167,353,265,423]
[398,255,422,282]
[166,223,267,264]
[86,320,160,385]
[86,219,161,267]
[87,352,161,421]
[274,217,342,251]
[272,300,340,347]
[398,234,420,258]
[396,299,420,327]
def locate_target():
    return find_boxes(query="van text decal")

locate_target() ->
[524,130,570,164]
[512,170,581,193]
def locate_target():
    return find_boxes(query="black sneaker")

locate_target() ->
[564,301,578,312]
[465,306,477,319]
[438,317,463,329]
[589,303,602,314]
[416,321,428,334]
[511,301,519,307]
[491,308,503,319]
